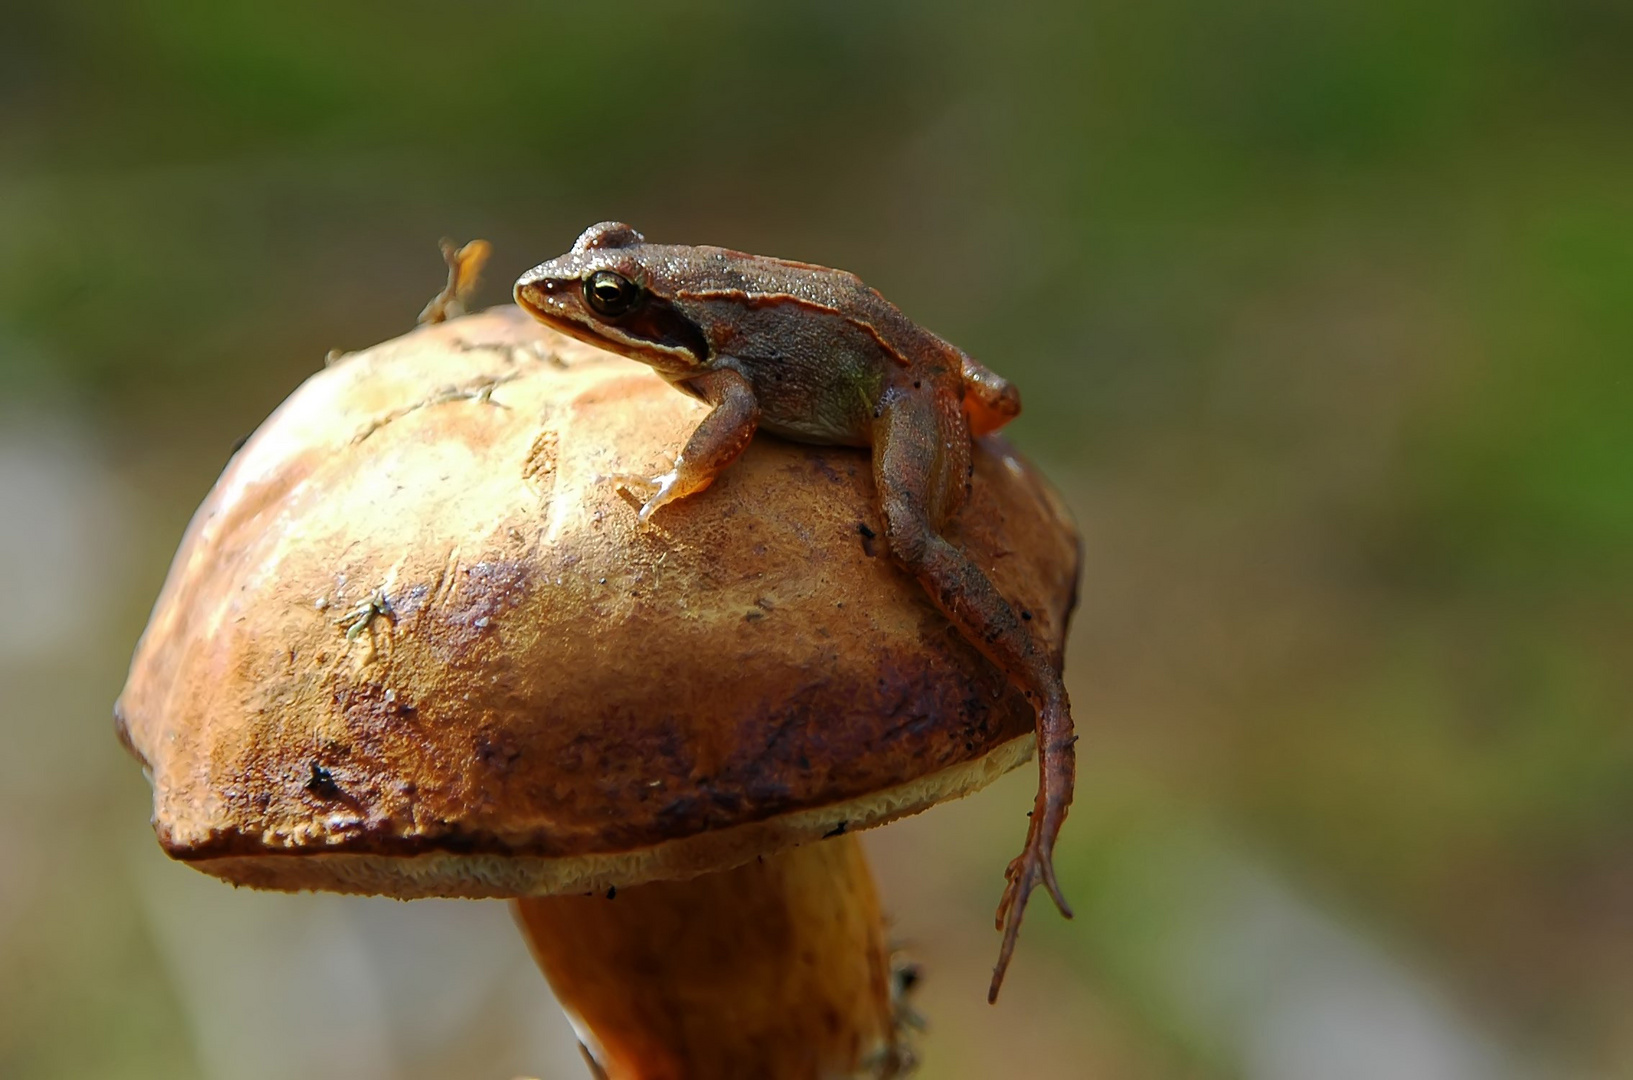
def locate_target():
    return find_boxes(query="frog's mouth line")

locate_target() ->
[515,280,711,374]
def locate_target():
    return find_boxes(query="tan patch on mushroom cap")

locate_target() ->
[116,306,1079,897]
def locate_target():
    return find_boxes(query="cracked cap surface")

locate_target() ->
[116,305,1080,898]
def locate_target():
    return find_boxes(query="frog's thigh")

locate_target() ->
[873,394,1047,688]
[872,392,967,537]
[871,396,952,566]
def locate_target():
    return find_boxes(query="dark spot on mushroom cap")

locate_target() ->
[306,763,341,799]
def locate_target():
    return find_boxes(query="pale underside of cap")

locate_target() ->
[190,735,1035,898]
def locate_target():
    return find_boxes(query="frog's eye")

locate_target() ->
[584,271,642,317]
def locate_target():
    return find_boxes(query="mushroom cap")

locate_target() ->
[116,306,1080,899]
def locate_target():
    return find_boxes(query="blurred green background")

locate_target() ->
[2,2,1629,1077]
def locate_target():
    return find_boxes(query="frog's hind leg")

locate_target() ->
[871,390,1075,1003]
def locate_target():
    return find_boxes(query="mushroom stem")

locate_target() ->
[513,835,906,1079]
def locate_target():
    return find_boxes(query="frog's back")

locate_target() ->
[645,241,1020,436]
[715,247,1022,435]
[656,244,952,373]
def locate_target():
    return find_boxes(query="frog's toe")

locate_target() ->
[635,470,680,523]
[598,469,683,526]
[603,470,653,491]
[601,471,662,511]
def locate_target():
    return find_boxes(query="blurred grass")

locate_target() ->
[1,1,1629,1077]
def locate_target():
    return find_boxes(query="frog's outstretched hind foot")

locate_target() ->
[989,698,1076,1004]
[988,840,1072,1003]
[995,832,1071,932]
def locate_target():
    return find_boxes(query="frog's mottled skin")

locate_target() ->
[516,222,1075,1000]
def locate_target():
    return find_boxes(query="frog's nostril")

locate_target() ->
[515,281,554,311]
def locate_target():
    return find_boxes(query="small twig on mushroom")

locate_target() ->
[349,373,519,444]
[418,238,492,326]
[336,588,393,641]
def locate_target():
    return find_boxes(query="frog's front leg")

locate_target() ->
[871,389,1076,1003]
[612,367,760,523]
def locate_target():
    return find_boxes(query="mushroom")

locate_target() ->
[116,305,1080,1078]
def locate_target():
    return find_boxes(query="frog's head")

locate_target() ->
[515,222,710,377]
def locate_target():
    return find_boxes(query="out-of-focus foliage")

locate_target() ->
[1,1,1628,1078]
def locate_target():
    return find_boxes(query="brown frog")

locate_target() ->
[515,222,1075,1000]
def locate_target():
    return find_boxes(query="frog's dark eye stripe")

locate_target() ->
[622,297,711,363]
[585,270,642,317]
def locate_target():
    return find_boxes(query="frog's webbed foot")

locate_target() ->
[990,833,1069,1003]
[988,695,1075,1002]
[604,468,682,526]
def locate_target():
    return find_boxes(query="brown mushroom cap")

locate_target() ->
[116,306,1079,899]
